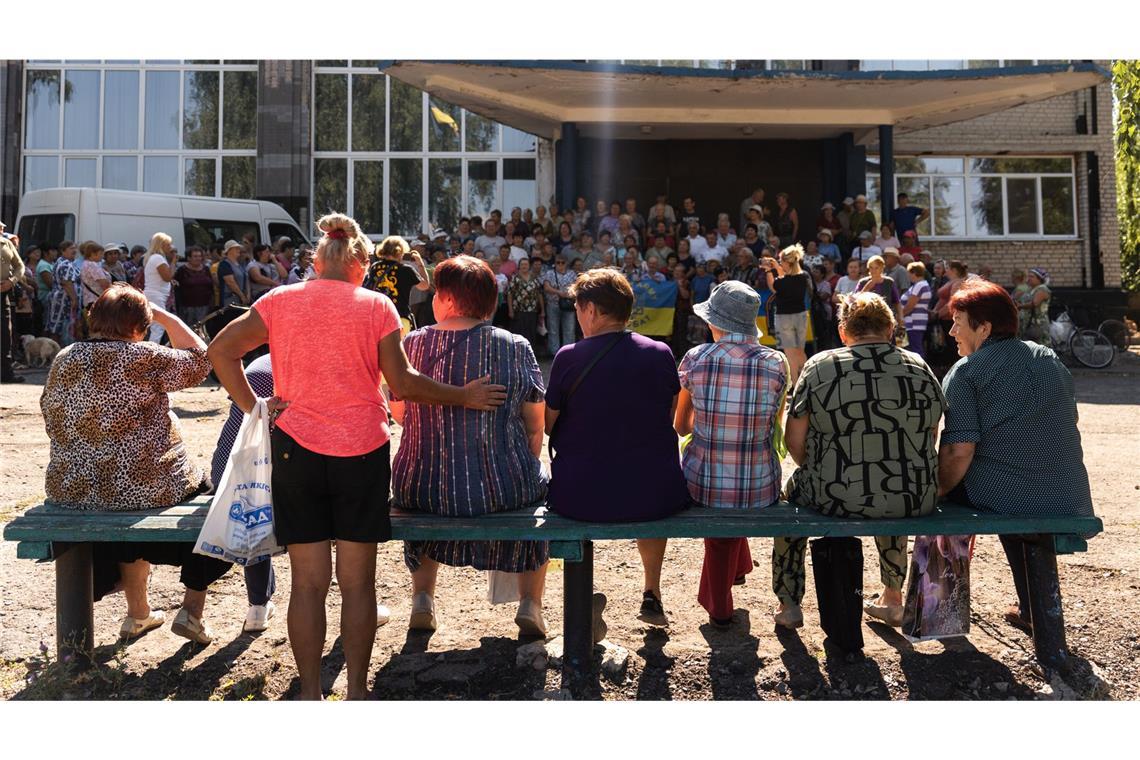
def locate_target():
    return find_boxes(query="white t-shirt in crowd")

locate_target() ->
[509,245,529,264]
[143,253,171,305]
[475,234,506,259]
[850,245,882,263]
[835,275,861,297]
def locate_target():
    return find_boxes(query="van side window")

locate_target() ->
[184,219,260,248]
[268,223,309,248]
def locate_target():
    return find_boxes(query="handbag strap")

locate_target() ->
[564,330,627,402]
[549,330,628,457]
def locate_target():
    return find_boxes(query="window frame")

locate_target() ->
[879,154,1079,240]
[21,60,258,197]
[310,63,538,239]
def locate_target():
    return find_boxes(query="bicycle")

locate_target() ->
[1048,305,1116,369]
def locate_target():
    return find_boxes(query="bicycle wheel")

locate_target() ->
[1097,319,1130,352]
[1069,329,1115,369]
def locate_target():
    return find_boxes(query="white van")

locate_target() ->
[14,188,310,255]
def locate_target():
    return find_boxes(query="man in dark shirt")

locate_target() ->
[890,193,929,239]
[679,196,703,235]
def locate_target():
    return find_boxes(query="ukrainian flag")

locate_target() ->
[629,279,678,337]
[756,287,815,346]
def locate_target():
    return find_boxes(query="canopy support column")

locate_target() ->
[556,122,578,213]
[879,125,895,229]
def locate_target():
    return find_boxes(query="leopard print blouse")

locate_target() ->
[41,340,211,510]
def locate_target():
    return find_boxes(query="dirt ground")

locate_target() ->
[1,350,1139,701]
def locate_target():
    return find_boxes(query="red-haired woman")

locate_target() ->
[939,280,1094,635]
[389,255,550,637]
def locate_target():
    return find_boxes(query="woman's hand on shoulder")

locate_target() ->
[462,375,507,411]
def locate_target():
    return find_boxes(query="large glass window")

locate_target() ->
[1041,177,1076,236]
[184,157,217,196]
[183,71,220,149]
[144,156,179,194]
[388,159,422,236]
[102,156,138,190]
[351,75,386,152]
[467,160,497,219]
[25,62,258,202]
[884,155,1076,238]
[315,74,348,152]
[428,159,461,233]
[65,158,97,188]
[503,159,537,217]
[313,158,347,218]
[24,157,58,193]
[465,111,498,152]
[389,80,423,152]
[63,70,100,149]
[967,177,1004,236]
[502,125,537,153]
[144,70,180,149]
[353,161,385,235]
[103,70,139,149]
[310,67,538,237]
[1006,178,1039,235]
[25,70,61,150]
[428,97,460,152]
[222,156,255,199]
[223,71,257,149]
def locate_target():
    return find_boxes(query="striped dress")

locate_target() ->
[393,323,549,572]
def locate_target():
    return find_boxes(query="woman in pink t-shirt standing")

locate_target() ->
[209,213,505,700]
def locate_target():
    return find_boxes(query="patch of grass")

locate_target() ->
[210,674,268,701]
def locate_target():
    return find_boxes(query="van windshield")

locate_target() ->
[16,214,76,254]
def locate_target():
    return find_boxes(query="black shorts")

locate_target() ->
[270,427,392,545]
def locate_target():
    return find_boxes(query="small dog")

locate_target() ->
[21,335,61,368]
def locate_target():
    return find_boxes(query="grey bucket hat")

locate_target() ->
[692,280,762,337]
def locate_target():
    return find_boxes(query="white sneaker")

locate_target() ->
[243,601,275,633]
[376,604,391,628]
[409,592,438,631]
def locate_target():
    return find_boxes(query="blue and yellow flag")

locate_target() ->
[629,279,678,336]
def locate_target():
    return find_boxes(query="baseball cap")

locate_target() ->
[842,197,854,205]
[858,230,873,240]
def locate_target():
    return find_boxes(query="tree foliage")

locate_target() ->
[1113,60,1140,291]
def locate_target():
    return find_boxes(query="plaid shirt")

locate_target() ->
[678,334,788,509]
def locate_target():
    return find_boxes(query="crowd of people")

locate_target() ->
[4,188,1060,384]
[18,198,1095,700]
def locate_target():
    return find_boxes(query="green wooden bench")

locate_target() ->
[3,498,1102,688]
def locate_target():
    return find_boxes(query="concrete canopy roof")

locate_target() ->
[377,60,1109,142]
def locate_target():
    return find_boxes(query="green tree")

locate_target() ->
[1113,60,1140,291]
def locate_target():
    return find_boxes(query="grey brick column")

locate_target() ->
[256,60,312,231]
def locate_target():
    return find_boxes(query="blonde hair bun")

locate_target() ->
[314,212,373,265]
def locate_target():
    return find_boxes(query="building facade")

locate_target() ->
[1,59,1119,288]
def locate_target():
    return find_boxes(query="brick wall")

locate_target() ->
[867,62,1121,288]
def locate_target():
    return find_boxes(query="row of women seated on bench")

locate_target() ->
[41,213,1094,699]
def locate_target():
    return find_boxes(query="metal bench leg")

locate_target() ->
[562,540,593,690]
[1024,536,1068,672]
[54,543,94,660]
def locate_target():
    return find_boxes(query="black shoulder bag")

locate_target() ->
[547,330,628,460]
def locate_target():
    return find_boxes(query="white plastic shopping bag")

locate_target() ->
[486,571,521,605]
[193,399,285,566]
